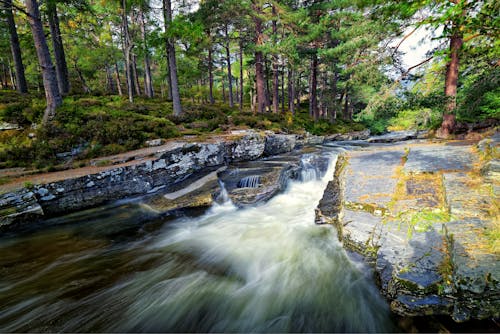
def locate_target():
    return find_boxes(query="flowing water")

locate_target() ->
[0,153,398,332]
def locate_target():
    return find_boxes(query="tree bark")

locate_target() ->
[139,7,154,98]
[252,1,266,114]
[8,59,16,89]
[343,89,350,120]
[208,34,214,104]
[121,0,134,103]
[224,24,234,108]
[5,0,28,93]
[163,0,182,115]
[105,63,116,94]
[132,53,141,96]
[310,54,318,121]
[73,58,90,93]
[287,67,294,115]
[239,39,244,110]
[330,65,338,123]
[114,62,123,96]
[438,30,463,137]
[25,0,62,123]
[47,1,69,95]
[271,5,279,113]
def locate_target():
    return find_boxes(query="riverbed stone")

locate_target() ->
[404,144,473,172]
[264,134,297,156]
[367,130,418,143]
[316,140,499,321]
[344,148,405,210]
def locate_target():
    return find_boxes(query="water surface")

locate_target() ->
[0,154,397,332]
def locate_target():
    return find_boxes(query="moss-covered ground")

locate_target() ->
[0,91,365,170]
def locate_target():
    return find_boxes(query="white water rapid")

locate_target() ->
[0,152,396,332]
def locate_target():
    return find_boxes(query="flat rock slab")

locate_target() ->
[345,149,406,209]
[405,144,473,172]
[341,210,384,256]
[444,173,495,220]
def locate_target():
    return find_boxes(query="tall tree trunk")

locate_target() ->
[280,66,285,113]
[73,58,90,93]
[1,63,7,89]
[8,59,16,89]
[47,1,69,95]
[25,0,62,123]
[139,8,154,98]
[222,76,226,103]
[271,5,279,113]
[235,77,239,104]
[224,24,234,108]
[310,54,318,121]
[208,36,214,104]
[252,1,266,114]
[114,63,123,96]
[288,67,294,114]
[132,54,141,96]
[438,28,463,137]
[265,58,271,109]
[105,63,116,94]
[239,39,244,110]
[121,0,134,103]
[343,89,350,120]
[330,65,338,123]
[5,0,27,93]
[163,0,182,115]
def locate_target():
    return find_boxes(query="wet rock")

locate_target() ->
[404,144,473,172]
[226,133,265,161]
[477,132,500,158]
[444,219,500,321]
[344,149,405,210]
[315,141,499,321]
[339,210,383,258]
[295,133,325,147]
[0,190,44,229]
[367,131,418,143]
[264,134,297,156]
[146,139,164,147]
[480,159,500,182]
[218,162,300,206]
[328,129,371,141]
[315,155,345,225]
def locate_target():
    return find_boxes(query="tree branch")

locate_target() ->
[0,0,33,19]
[401,56,434,78]
[392,26,418,56]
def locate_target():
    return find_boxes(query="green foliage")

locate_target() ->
[0,93,368,169]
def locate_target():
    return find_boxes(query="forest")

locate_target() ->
[0,0,498,169]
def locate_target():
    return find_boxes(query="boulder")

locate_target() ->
[264,134,297,156]
[328,129,370,141]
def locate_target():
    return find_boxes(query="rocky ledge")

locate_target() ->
[316,136,499,322]
[0,131,327,230]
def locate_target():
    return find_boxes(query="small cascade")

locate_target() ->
[300,154,320,182]
[217,180,230,203]
[237,175,261,188]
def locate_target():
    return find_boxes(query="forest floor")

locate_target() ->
[0,91,364,173]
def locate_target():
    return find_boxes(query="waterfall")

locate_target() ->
[0,152,396,333]
[216,180,230,203]
[237,175,261,188]
[300,154,320,182]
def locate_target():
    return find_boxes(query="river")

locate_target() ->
[0,152,398,332]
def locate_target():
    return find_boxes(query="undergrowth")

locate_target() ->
[0,92,365,169]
